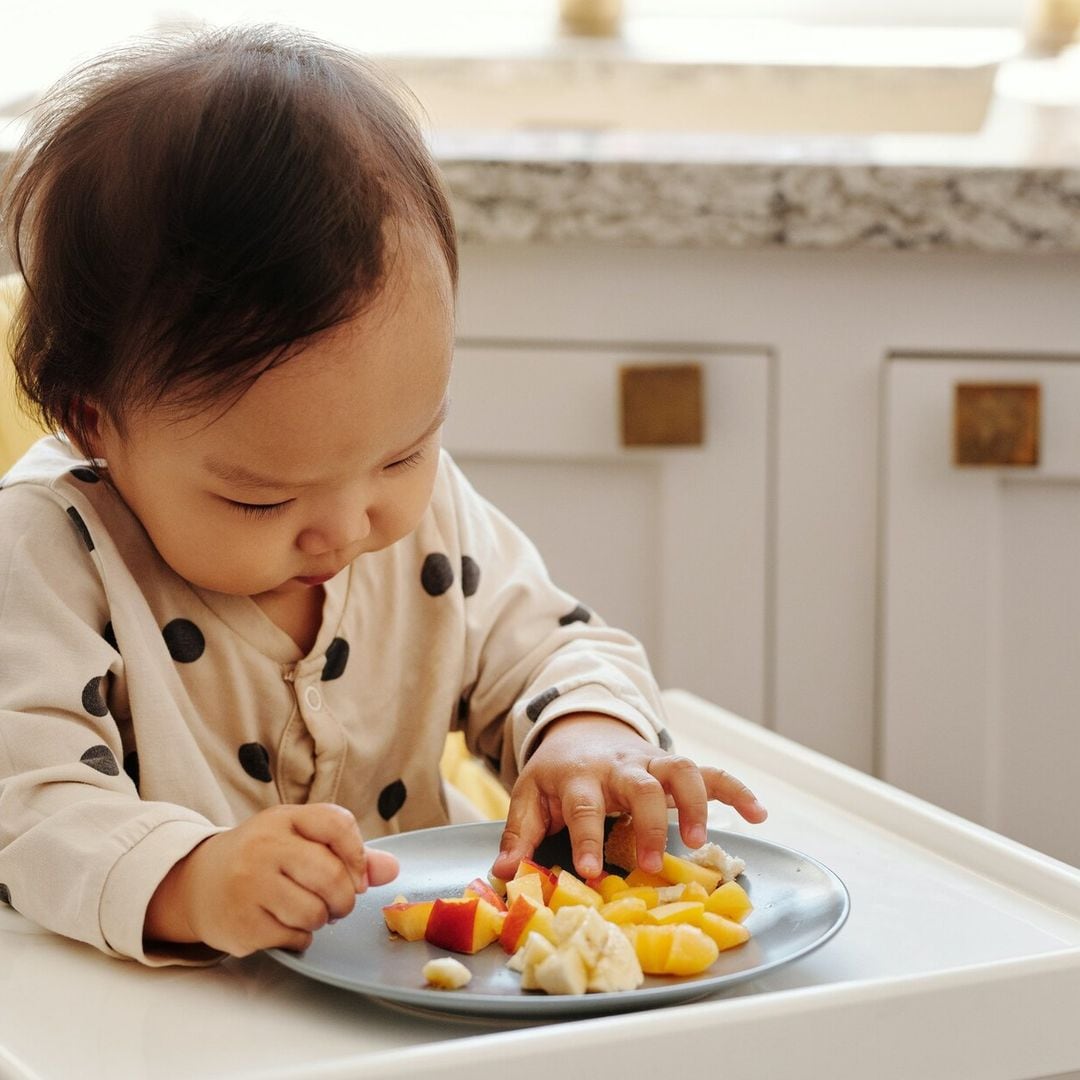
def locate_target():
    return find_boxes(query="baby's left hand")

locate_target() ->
[490,713,767,883]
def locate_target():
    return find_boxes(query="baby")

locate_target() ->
[0,25,765,964]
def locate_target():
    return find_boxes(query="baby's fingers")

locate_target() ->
[558,778,609,880]
[290,804,370,889]
[701,766,768,823]
[646,755,709,850]
[493,782,549,881]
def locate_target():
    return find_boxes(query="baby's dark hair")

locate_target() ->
[0,24,457,449]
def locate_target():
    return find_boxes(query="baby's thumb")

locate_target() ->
[363,848,399,888]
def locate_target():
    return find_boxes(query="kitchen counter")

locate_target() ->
[3,41,1080,258]
[434,68,1080,253]
[2,689,1079,1080]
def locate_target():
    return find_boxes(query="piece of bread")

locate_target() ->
[603,814,637,872]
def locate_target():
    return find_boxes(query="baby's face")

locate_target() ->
[88,235,454,601]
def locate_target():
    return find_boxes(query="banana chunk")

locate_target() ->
[422,956,472,990]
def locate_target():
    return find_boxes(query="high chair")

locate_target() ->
[0,270,508,822]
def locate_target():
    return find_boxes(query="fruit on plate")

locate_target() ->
[703,880,753,922]
[698,911,751,951]
[424,896,505,954]
[422,956,472,989]
[499,893,557,953]
[658,852,723,892]
[598,896,649,925]
[505,873,545,907]
[547,869,603,912]
[645,900,706,926]
[463,876,508,912]
[622,923,720,976]
[381,899,435,941]
[513,858,559,903]
[509,906,644,994]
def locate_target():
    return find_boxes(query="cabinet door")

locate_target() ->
[444,343,770,725]
[882,356,1080,866]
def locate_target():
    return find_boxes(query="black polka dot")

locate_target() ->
[124,750,140,791]
[66,507,94,552]
[238,743,272,783]
[162,619,205,663]
[420,553,454,596]
[461,556,481,597]
[658,728,674,751]
[0,884,11,906]
[103,621,118,652]
[559,604,592,627]
[80,744,119,776]
[69,467,100,484]
[525,686,561,723]
[321,637,350,681]
[377,779,407,820]
[81,676,108,717]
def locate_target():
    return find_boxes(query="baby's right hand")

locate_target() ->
[144,803,399,956]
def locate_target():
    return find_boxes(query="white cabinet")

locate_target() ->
[882,356,1080,866]
[444,342,770,723]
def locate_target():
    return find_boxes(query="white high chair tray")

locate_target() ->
[1,689,1079,1080]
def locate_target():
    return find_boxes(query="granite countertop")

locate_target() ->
[3,45,1080,255]
[428,50,1080,254]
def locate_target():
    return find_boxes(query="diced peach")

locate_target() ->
[698,911,751,952]
[622,925,671,974]
[499,894,541,953]
[425,897,505,954]
[645,900,706,926]
[625,867,668,888]
[382,899,435,942]
[704,880,753,923]
[506,873,544,907]
[514,858,558,904]
[464,876,508,912]
[682,881,710,903]
[660,852,723,892]
[548,869,603,912]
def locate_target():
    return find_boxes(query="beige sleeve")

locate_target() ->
[0,484,225,964]
[437,455,671,788]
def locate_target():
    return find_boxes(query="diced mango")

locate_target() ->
[698,912,751,952]
[622,925,672,975]
[614,885,659,909]
[594,874,628,903]
[664,923,720,975]
[599,896,649,925]
[625,867,668,888]
[682,881,710,903]
[645,900,706,926]
[660,852,723,892]
[703,880,753,923]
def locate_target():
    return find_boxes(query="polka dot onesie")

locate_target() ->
[0,437,667,964]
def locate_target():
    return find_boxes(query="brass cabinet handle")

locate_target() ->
[620,363,704,448]
[953,382,1040,467]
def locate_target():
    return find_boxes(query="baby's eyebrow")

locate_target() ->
[202,396,451,491]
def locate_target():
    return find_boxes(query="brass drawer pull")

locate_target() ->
[620,363,704,448]
[953,382,1040,467]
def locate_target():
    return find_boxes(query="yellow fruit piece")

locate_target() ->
[615,885,659,909]
[704,880,753,922]
[527,904,558,945]
[645,900,705,926]
[682,881,710,903]
[507,874,545,907]
[625,867,668,888]
[548,870,603,912]
[660,852,723,892]
[664,923,720,975]
[599,896,649,925]
[623,924,672,974]
[699,911,751,952]
[595,874,628,903]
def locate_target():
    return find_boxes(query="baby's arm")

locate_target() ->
[144,804,398,955]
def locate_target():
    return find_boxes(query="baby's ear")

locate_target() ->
[64,399,105,460]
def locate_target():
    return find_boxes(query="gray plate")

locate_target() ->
[267,821,849,1019]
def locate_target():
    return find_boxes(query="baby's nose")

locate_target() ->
[296,506,371,556]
